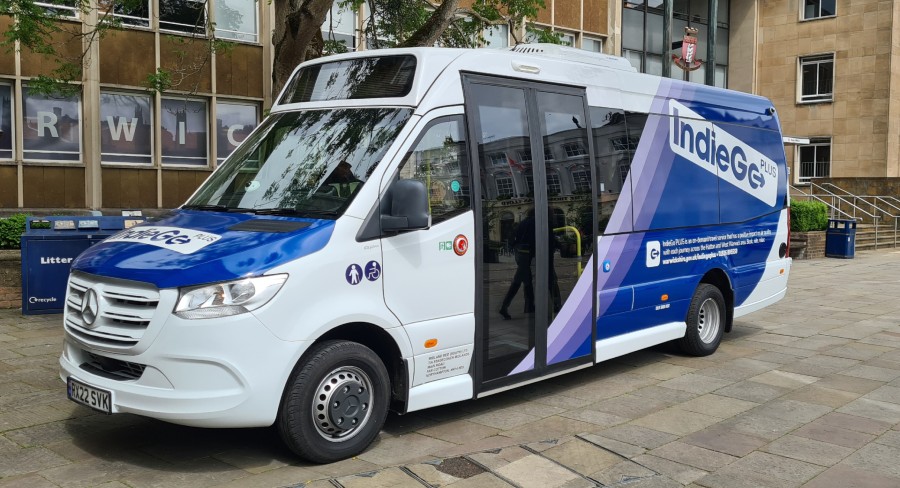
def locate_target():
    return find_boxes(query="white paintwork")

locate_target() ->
[594,321,687,363]
[736,209,792,315]
[412,344,473,387]
[406,374,473,412]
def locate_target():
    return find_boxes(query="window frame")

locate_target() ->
[798,53,835,104]
[800,0,836,21]
[322,2,357,51]
[36,0,80,19]
[0,81,14,161]
[99,0,151,29]
[99,89,155,166]
[159,0,208,36]
[214,0,259,43]
[796,137,832,184]
[581,37,604,53]
[22,85,83,163]
[215,99,260,164]
[160,96,210,167]
[562,142,587,158]
[495,173,514,198]
[390,114,471,225]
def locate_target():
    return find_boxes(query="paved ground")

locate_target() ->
[2,251,900,488]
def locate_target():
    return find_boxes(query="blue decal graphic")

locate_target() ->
[71,210,336,289]
[450,180,461,192]
[365,261,381,281]
[346,264,362,285]
[507,78,788,374]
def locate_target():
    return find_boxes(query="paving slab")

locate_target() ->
[2,249,900,487]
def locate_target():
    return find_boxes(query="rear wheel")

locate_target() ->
[277,340,390,463]
[678,283,726,356]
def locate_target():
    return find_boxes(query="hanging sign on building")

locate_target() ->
[673,27,703,72]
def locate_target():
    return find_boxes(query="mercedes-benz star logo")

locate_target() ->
[81,289,100,327]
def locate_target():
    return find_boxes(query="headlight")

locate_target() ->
[174,274,288,319]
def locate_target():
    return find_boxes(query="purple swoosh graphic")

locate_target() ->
[509,80,684,374]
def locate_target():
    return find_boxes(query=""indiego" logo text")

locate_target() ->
[668,100,778,206]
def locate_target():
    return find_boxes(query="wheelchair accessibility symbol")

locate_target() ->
[365,261,381,281]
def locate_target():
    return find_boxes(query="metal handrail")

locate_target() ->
[819,182,900,248]
[799,182,898,249]
[810,182,882,249]
[808,183,880,221]
[820,183,892,220]
[790,185,857,220]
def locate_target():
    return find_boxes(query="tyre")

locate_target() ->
[678,283,726,357]
[277,340,390,463]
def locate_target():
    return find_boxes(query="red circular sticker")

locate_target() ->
[453,234,468,256]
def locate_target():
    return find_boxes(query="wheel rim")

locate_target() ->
[697,298,721,344]
[312,366,374,442]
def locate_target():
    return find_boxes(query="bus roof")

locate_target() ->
[273,46,779,132]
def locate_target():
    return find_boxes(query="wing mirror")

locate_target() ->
[381,179,431,232]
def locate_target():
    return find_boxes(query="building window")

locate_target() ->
[98,0,149,27]
[160,0,206,35]
[161,97,208,166]
[798,138,831,183]
[799,54,834,103]
[23,87,81,162]
[802,0,835,20]
[563,143,586,158]
[572,169,591,193]
[0,83,12,160]
[623,0,729,87]
[496,174,514,198]
[582,37,603,53]
[483,24,509,48]
[489,152,508,166]
[544,145,554,161]
[100,91,153,164]
[216,101,258,163]
[322,3,356,51]
[36,0,79,18]
[215,0,258,42]
[559,32,575,47]
[547,171,561,195]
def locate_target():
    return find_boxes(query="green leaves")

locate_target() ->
[790,200,829,232]
[0,214,27,250]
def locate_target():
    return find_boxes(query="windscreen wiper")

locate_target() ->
[182,204,255,213]
[253,208,339,218]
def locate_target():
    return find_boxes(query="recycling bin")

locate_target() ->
[20,216,142,314]
[824,219,856,259]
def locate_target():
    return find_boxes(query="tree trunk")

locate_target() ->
[272,0,333,98]
[399,0,461,47]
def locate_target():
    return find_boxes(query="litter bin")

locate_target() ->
[20,216,143,314]
[825,219,856,259]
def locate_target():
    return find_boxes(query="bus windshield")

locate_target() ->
[186,107,413,218]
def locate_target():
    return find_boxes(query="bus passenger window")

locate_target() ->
[591,107,636,234]
[395,116,471,224]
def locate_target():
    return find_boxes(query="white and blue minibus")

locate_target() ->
[60,45,791,462]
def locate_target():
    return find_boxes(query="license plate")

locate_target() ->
[67,377,112,414]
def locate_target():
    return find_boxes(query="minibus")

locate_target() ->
[60,44,791,462]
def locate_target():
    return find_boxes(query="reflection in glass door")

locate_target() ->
[468,82,537,382]
[536,91,594,365]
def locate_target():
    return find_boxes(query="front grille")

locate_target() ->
[80,352,146,381]
[65,273,160,349]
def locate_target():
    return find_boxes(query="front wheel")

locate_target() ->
[277,340,390,463]
[678,283,726,357]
